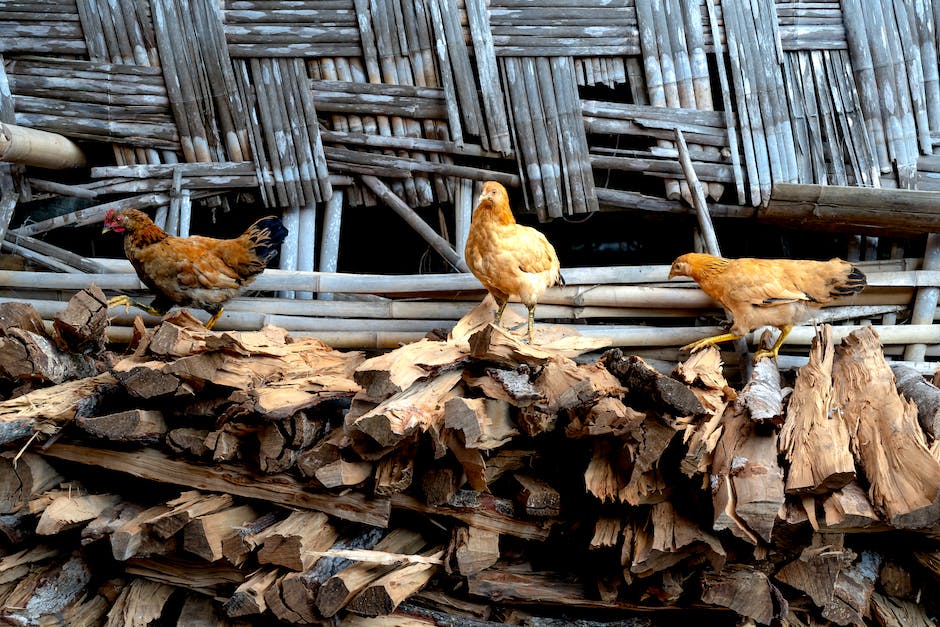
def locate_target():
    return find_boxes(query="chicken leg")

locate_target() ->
[752,325,792,362]
[681,332,741,354]
[107,295,165,317]
[204,307,224,331]
[526,304,536,344]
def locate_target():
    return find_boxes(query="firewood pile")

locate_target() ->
[0,287,938,626]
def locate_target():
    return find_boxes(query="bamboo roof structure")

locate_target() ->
[2,0,940,364]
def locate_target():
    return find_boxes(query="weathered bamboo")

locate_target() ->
[0,123,86,168]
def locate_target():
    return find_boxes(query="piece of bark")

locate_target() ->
[35,493,121,535]
[711,401,785,544]
[354,338,467,400]
[0,451,63,514]
[449,526,500,576]
[0,302,46,337]
[111,358,187,399]
[183,504,259,562]
[0,326,97,384]
[2,554,93,625]
[104,577,175,627]
[673,346,734,417]
[467,321,606,367]
[701,566,778,625]
[444,396,518,449]
[347,547,444,616]
[75,409,167,444]
[256,510,339,571]
[266,527,386,624]
[315,459,373,489]
[111,504,174,561]
[40,443,391,527]
[602,349,704,416]
[832,327,940,528]
[870,592,934,627]
[892,363,940,440]
[351,370,463,448]
[780,325,855,494]
[630,501,725,578]
[206,424,245,463]
[224,567,281,617]
[221,510,285,567]
[739,357,785,425]
[146,491,235,539]
[513,474,560,517]
[52,285,109,355]
[316,528,428,617]
[879,561,916,600]
[821,482,882,531]
[464,366,543,406]
[0,511,34,544]
[821,550,882,625]
[49,577,125,627]
[374,442,416,495]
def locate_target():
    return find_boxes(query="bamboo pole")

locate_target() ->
[0,123,86,168]
[318,189,343,301]
[675,129,721,256]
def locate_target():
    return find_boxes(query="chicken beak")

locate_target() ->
[101,225,112,234]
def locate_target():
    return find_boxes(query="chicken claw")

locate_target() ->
[107,295,163,317]
[680,332,741,353]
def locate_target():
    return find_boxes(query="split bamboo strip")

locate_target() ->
[464,0,511,154]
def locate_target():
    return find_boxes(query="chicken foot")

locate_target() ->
[204,308,224,331]
[107,295,164,317]
[681,332,741,354]
[752,325,792,362]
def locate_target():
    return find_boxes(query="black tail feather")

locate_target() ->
[248,216,289,263]
[830,265,867,297]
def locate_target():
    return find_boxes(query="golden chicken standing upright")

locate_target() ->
[464,181,563,343]
[668,252,867,360]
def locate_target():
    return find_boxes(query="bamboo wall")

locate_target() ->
[3,1,940,360]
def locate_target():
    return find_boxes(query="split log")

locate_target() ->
[892,363,940,439]
[221,510,284,567]
[183,504,259,562]
[124,555,245,596]
[178,593,234,626]
[34,492,120,535]
[315,459,373,489]
[316,528,428,617]
[52,285,109,355]
[870,592,934,627]
[780,325,855,494]
[75,409,167,443]
[105,578,174,627]
[223,567,280,617]
[443,397,518,449]
[583,439,629,504]
[622,413,678,506]
[2,554,93,625]
[346,547,444,616]
[110,503,173,561]
[821,482,882,531]
[373,442,417,495]
[146,491,235,539]
[39,443,392,527]
[701,566,779,625]
[0,324,98,384]
[0,451,63,514]
[629,501,725,578]
[590,516,621,550]
[350,370,463,448]
[832,327,940,528]
[739,358,785,425]
[265,527,386,624]
[354,338,467,400]
[295,426,344,479]
[448,525,500,576]
[256,510,339,572]
[711,396,785,544]
[167,428,211,457]
[602,349,704,416]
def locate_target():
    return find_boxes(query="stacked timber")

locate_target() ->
[0,289,938,625]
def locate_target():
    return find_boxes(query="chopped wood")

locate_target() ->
[52,285,109,355]
[832,327,940,528]
[75,409,167,443]
[630,501,725,578]
[373,442,416,496]
[780,325,855,494]
[183,504,259,562]
[513,474,560,517]
[2,553,93,625]
[701,566,779,625]
[602,349,704,416]
[110,503,174,561]
[870,592,934,627]
[346,547,444,616]
[444,396,518,449]
[821,482,883,531]
[34,492,120,535]
[146,491,235,539]
[449,526,500,576]
[0,451,63,514]
[316,528,428,617]
[105,578,174,627]
[315,459,373,489]
[256,510,338,572]
[223,567,280,617]
[354,338,467,400]
[892,363,940,439]
[221,510,284,567]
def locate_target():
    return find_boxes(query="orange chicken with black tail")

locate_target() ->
[103,209,288,330]
[668,253,866,360]
[464,181,563,343]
